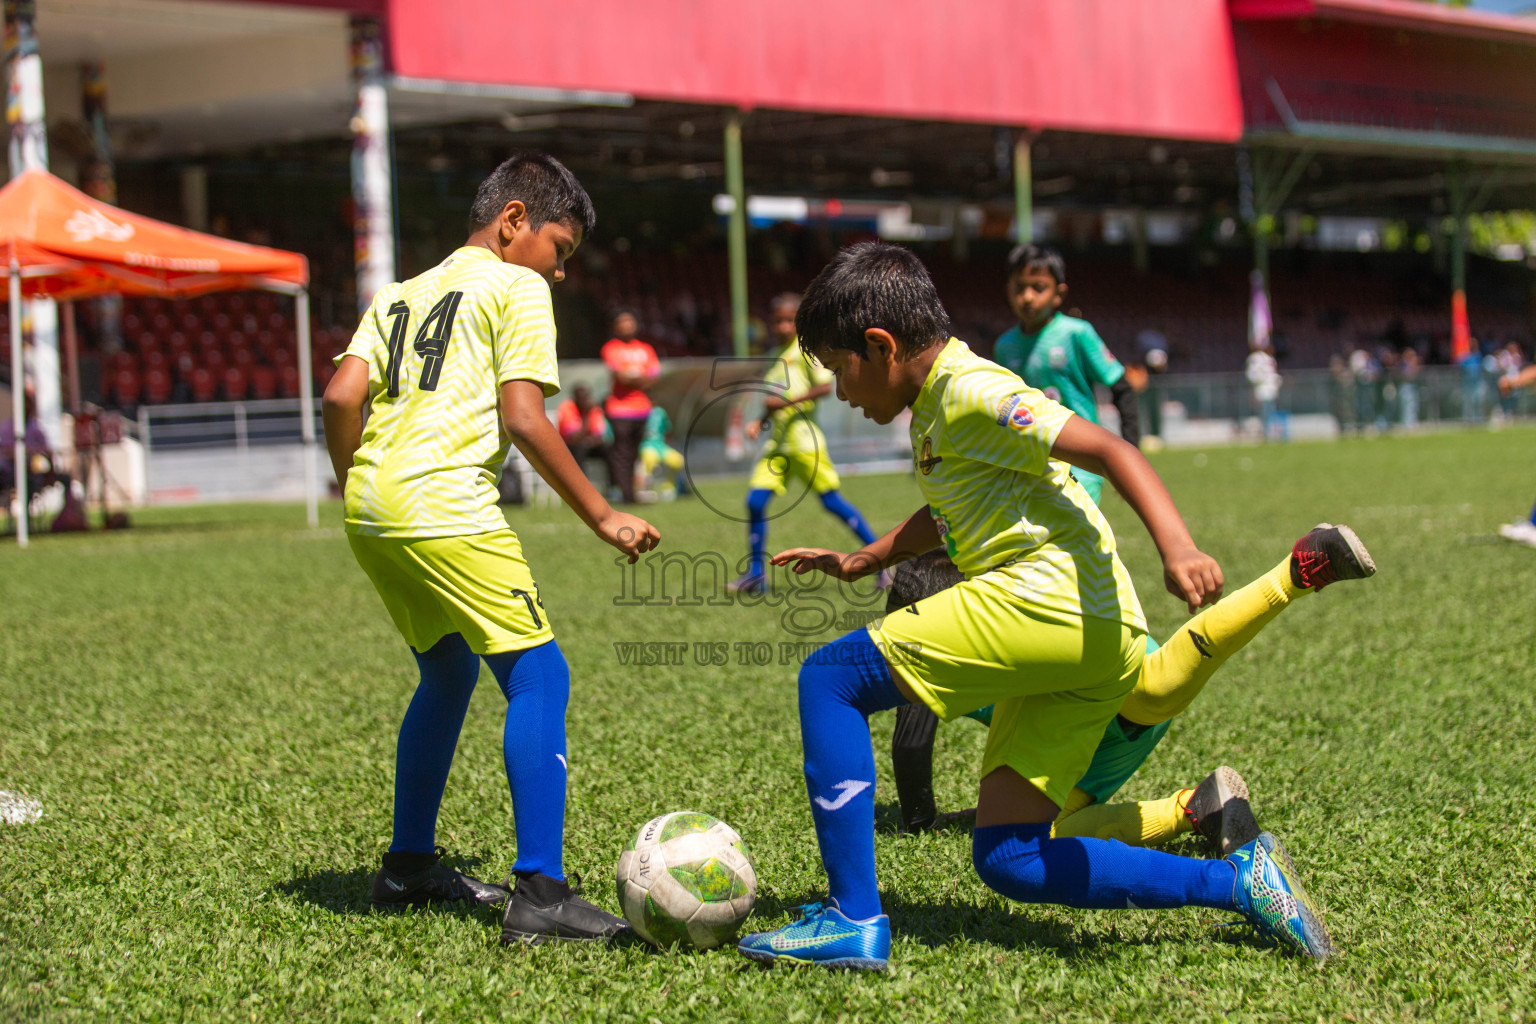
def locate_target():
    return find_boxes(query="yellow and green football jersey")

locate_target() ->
[906,338,1145,632]
[341,246,560,538]
[762,339,831,456]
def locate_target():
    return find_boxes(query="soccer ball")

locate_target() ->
[615,811,757,949]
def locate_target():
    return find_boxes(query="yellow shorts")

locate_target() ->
[640,445,684,473]
[347,530,555,655]
[867,569,1145,808]
[748,446,840,496]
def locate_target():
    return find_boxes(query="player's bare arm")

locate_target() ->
[500,378,660,563]
[772,504,941,581]
[1499,364,1536,395]
[746,384,834,439]
[1050,414,1223,612]
[321,353,371,492]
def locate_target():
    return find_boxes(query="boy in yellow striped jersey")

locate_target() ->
[322,153,658,944]
[737,243,1332,972]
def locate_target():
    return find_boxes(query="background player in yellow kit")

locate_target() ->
[727,293,882,595]
[737,243,1333,971]
[322,152,658,945]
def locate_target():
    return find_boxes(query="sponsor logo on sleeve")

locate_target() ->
[995,394,1022,426]
[917,436,942,475]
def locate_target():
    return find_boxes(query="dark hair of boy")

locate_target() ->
[467,152,597,237]
[1006,242,1066,285]
[883,549,965,614]
[795,242,953,363]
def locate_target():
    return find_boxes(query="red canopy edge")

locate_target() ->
[0,169,308,301]
[388,0,1245,142]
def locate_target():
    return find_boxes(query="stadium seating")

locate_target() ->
[60,249,1530,414]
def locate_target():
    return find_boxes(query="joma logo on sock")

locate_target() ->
[814,780,871,812]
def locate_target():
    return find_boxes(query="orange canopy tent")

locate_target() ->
[0,169,320,543]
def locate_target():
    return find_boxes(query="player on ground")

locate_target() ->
[888,527,1374,848]
[321,152,659,944]
[736,243,1333,971]
[638,403,685,500]
[727,293,881,595]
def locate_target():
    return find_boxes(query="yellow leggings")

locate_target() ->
[1052,554,1309,846]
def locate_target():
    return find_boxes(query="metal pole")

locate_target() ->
[724,113,749,358]
[6,0,60,453]
[61,299,79,413]
[9,259,26,547]
[1447,166,1472,363]
[349,15,396,315]
[1013,132,1033,245]
[295,288,318,528]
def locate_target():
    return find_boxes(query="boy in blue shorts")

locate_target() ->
[322,152,659,944]
[737,243,1333,970]
[994,243,1140,504]
[728,293,881,595]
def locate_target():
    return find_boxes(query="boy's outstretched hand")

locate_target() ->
[599,510,661,563]
[770,547,877,582]
[1162,546,1224,613]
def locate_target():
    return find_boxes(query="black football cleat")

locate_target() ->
[500,872,632,945]
[1290,523,1376,591]
[369,849,509,911]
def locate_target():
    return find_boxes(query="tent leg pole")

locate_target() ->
[10,262,28,548]
[63,299,81,413]
[295,289,318,528]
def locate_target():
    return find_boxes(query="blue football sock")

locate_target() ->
[483,639,570,881]
[1528,497,1536,528]
[819,489,878,546]
[972,823,1237,910]
[746,488,773,577]
[799,629,908,920]
[391,633,481,854]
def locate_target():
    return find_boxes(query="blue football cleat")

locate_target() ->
[727,572,767,597]
[1228,832,1333,960]
[737,900,890,971]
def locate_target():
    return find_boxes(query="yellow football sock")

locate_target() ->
[1051,787,1196,846]
[1119,555,1309,727]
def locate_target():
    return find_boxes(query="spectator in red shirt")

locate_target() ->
[556,384,612,477]
[600,310,660,503]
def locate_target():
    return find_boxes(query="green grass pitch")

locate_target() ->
[2,427,1534,1021]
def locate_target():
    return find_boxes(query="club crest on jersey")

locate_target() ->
[917,436,942,475]
[1048,346,1068,369]
[1008,404,1035,430]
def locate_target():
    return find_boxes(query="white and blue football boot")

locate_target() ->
[737,899,890,971]
[1228,831,1334,960]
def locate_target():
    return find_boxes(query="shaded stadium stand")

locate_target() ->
[59,246,1529,414]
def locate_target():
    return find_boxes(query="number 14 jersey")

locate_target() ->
[341,246,561,538]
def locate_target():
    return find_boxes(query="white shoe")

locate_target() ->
[1498,520,1536,548]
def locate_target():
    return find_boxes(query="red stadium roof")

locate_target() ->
[1231,0,1536,45]
[386,0,1247,142]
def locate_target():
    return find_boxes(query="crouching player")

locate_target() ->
[322,152,658,944]
[737,243,1333,971]
[888,521,1375,847]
